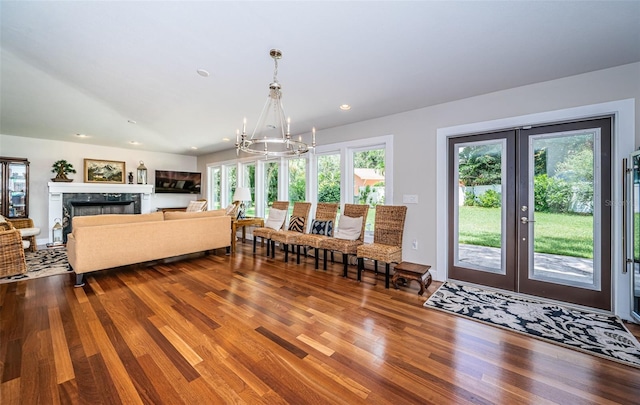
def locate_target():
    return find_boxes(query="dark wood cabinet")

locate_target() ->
[0,157,30,218]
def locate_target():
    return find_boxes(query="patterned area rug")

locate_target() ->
[425,281,640,369]
[0,247,71,284]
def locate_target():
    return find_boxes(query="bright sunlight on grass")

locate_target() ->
[458,206,593,258]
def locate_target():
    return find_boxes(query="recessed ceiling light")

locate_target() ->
[129,141,141,145]
[191,146,198,150]
[75,133,88,138]
[222,137,230,142]
[196,69,210,77]
[128,120,137,124]
[339,104,351,111]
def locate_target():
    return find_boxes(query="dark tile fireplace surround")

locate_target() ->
[62,193,141,242]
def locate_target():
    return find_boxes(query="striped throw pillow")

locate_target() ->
[288,216,305,233]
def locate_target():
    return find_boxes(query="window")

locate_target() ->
[209,166,222,210]
[206,135,393,239]
[264,161,279,217]
[288,157,307,215]
[225,164,237,206]
[353,147,385,237]
[242,162,256,216]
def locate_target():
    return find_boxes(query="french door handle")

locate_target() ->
[521,216,535,224]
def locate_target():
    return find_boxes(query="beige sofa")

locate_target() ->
[67,210,231,286]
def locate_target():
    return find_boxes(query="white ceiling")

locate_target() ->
[1,1,639,156]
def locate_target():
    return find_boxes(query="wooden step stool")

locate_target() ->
[391,262,432,295]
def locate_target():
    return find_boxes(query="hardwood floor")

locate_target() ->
[1,242,639,404]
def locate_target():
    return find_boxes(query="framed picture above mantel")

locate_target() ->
[84,159,126,184]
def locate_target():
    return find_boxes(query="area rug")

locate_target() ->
[424,281,640,368]
[0,248,71,284]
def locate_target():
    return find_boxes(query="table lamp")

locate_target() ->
[232,187,251,219]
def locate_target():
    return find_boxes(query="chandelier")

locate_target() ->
[236,49,315,157]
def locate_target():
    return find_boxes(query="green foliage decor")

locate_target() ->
[51,159,76,180]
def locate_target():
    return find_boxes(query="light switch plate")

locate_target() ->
[402,194,418,204]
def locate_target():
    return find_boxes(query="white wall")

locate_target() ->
[199,62,640,281]
[0,135,198,245]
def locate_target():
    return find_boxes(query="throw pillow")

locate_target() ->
[334,215,363,240]
[288,216,305,233]
[186,200,207,212]
[264,208,287,230]
[310,219,334,236]
[225,203,237,216]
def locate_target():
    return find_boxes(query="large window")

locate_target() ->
[353,147,385,237]
[242,162,256,216]
[317,153,341,203]
[209,166,222,210]
[264,161,279,217]
[225,165,237,206]
[207,135,393,241]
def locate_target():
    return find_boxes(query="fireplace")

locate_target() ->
[48,182,153,244]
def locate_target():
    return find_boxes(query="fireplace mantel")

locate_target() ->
[48,182,154,243]
[48,182,153,194]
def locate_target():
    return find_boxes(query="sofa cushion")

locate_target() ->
[73,212,164,228]
[164,209,226,220]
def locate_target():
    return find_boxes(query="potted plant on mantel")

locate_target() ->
[51,160,76,182]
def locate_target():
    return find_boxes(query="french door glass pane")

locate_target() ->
[210,167,221,210]
[455,140,506,274]
[353,148,385,237]
[243,163,256,216]
[264,161,278,217]
[529,130,597,287]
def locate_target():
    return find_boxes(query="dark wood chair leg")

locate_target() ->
[343,253,348,277]
[296,245,301,264]
[331,251,335,263]
[357,258,363,281]
[253,238,257,253]
[315,249,319,269]
[385,263,390,288]
[284,244,289,262]
[271,240,276,259]
[266,238,270,256]
[323,249,328,270]
[374,260,378,274]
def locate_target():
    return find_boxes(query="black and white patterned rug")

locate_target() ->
[425,281,640,368]
[1,247,71,284]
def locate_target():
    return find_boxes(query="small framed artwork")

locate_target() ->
[84,159,126,183]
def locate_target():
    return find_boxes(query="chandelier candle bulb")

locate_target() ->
[312,127,316,146]
[242,118,246,134]
[287,117,291,135]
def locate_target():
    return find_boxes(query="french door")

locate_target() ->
[448,118,612,310]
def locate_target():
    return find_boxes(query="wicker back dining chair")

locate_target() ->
[295,202,339,268]
[252,201,290,256]
[270,201,312,262]
[318,203,369,277]
[0,221,28,278]
[356,205,408,288]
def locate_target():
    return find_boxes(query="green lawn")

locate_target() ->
[458,206,593,258]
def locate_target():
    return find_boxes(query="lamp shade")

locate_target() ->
[232,187,251,202]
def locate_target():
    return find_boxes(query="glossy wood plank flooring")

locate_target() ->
[2,243,639,404]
